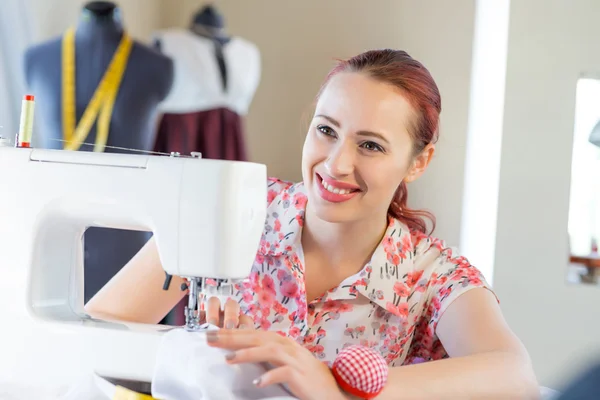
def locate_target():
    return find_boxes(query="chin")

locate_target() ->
[311,205,357,224]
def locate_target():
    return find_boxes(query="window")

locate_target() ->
[567,77,600,283]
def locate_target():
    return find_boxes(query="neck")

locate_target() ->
[302,204,388,274]
[190,23,229,44]
[76,3,123,41]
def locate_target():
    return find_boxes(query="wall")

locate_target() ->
[162,0,477,247]
[494,0,600,388]
[28,0,163,42]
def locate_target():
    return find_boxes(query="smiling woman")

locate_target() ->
[308,51,440,235]
[85,49,540,399]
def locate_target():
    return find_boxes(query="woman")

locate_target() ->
[86,49,539,399]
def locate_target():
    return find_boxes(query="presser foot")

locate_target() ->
[179,277,249,331]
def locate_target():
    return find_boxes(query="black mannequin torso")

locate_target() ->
[23,1,174,302]
[25,2,173,151]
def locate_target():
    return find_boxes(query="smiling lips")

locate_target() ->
[316,173,361,203]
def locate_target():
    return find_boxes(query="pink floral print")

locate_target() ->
[234,178,496,367]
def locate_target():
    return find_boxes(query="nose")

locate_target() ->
[325,141,355,177]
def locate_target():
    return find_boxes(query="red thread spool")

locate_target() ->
[331,345,388,399]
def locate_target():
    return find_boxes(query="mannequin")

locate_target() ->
[151,3,261,161]
[156,4,229,86]
[24,1,174,303]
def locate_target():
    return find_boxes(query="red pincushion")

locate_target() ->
[331,345,389,399]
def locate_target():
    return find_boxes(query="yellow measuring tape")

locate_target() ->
[61,27,132,152]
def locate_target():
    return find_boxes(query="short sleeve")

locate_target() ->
[267,177,293,206]
[425,248,498,333]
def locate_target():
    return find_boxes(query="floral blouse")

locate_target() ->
[234,178,496,366]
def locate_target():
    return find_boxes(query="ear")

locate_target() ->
[404,144,435,183]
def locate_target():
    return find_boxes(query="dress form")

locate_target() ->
[23,1,174,302]
[151,4,261,161]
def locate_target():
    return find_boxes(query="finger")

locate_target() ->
[238,314,254,330]
[207,329,285,350]
[256,366,324,400]
[222,298,240,329]
[205,296,222,326]
[226,343,299,368]
[254,365,299,391]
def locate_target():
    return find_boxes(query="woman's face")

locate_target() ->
[302,71,434,224]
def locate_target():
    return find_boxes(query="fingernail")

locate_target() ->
[239,324,249,330]
[225,321,235,329]
[206,331,218,343]
[207,319,218,326]
[225,352,236,361]
[253,377,261,386]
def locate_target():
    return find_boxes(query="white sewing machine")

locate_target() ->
[0,141,267,394]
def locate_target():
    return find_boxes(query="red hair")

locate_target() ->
[317,49,441,234]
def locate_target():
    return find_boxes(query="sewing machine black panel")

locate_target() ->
[103,376,152,395]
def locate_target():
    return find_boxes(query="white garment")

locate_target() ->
[153,28,261,115]
[0,373,131,400]
[56,374,117,400]
[151,324,297,400]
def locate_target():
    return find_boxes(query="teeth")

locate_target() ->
[324,182,351,195]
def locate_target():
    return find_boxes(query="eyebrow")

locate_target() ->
[315,114,390,145]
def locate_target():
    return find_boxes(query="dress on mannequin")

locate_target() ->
[152,4,261,162]
[23,1,174,303]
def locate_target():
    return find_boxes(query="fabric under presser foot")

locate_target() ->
[151,324,297,400]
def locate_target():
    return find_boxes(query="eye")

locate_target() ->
[361,141,384,153]
[317,124,336,137]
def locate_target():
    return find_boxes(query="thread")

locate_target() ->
[17,94,35,148]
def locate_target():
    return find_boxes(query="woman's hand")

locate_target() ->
[206,329,347,400]
[201,296,254,329]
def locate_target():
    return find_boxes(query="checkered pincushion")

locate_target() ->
[331,345,388,399]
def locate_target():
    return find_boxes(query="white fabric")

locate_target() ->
[0,374,114,400]
[540,386,560,400]
[153,28,261,115]
[55,374,114,400]
[151,324,297,400]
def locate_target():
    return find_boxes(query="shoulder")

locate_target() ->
[25,39,59,60]
[24,38,61,66]
[267,177,296,205]
[230,36,260,59]
[131,41,174,69]
[258,178,307,256]
[409,228,491,293]
[373,218,495,319]
[24,38,62,85]
[130,40,174,99]
[131,39,172,64]
[406,227,497,325]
